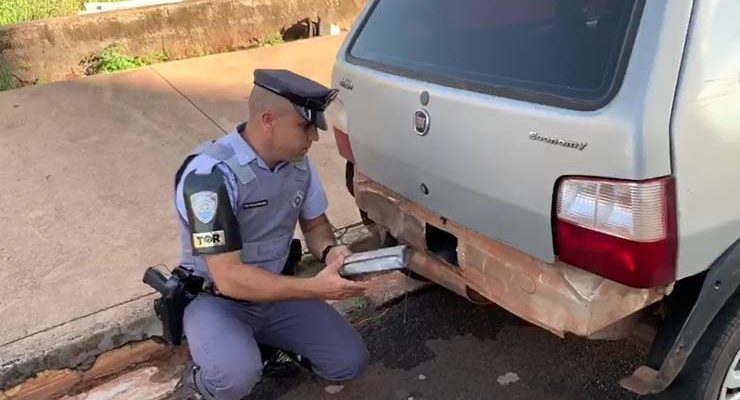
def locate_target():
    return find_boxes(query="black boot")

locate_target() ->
[170,361,220,400]
[170,361,202,399]
[260,345,303,378]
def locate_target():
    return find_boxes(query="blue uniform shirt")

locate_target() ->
[176,127,329,225]
[175,126,328,276]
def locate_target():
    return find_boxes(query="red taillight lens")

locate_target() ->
[324,99,354,162]
[555,177,677,288]
[333,127,354,163]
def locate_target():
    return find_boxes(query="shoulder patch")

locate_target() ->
[182,168,242,255]
[192,230,226,249]
[190,191,218,224]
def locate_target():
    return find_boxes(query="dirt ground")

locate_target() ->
[249,287,645,400]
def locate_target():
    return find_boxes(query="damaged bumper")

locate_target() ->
[354,173,668,338]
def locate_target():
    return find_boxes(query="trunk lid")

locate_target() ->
[333,0,685,262]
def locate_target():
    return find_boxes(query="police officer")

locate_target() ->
[173,69,370,400]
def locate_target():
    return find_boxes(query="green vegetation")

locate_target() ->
[0,63,18,91]
[351,297,368,313]
[260,33,285,46]
[81,43,169,75]
[249,32,285,49]
[0,0,120,25]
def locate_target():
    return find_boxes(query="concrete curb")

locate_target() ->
[1,294,162,391]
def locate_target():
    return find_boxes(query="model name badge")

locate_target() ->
[529,132,588,151]
[340,78,354,91]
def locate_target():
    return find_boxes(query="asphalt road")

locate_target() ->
[254,287,646,400]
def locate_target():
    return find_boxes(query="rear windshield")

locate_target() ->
[347,0,643,109]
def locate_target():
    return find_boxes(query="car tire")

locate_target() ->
[643,290,740,400]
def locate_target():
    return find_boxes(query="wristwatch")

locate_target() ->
[321,244,338,264]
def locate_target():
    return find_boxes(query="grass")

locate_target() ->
[260,33,285,46]
[0,0,120,25]
[248,32,285,49]
[351,297,368,313]
[0,63,18,91]
[81,43,169,75]
[0,47,166,94]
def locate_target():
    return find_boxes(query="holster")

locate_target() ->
[142,266,204,345]
[143,239,303,346]
[282,238,303,276]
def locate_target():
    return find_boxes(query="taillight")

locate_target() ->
[555,177,677,288]
[324,99,354,162]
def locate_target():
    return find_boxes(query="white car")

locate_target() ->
[326,0,740,399]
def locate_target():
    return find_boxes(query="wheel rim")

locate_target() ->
[721,348,740,400]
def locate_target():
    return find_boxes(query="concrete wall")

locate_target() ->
[0,0,365,83]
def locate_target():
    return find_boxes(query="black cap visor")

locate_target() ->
[292,104,328,130]
[254,80,336,130]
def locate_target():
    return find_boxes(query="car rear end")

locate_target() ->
[328,0,694,338]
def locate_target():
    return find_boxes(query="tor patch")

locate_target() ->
[190,191,218,224]
[192,230,225,249]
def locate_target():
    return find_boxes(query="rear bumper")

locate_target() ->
[354,172,669,337]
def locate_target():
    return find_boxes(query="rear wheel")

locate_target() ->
[645,291,740,400]
[722,350,740,400]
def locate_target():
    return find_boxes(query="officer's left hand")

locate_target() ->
[325,245,352,266]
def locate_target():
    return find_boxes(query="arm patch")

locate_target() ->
[183,169,242,256]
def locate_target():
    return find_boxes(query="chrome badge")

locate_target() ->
[529,132,588,151]
[339,78,354,90]
[414,109,430,136]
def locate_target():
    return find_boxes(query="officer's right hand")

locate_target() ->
[310,255,368,300]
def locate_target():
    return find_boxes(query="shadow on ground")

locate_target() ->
[252,287,645,400]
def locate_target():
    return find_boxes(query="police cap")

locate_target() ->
[253,69,338,130]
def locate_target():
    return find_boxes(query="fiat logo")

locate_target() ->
[414,109,430,136]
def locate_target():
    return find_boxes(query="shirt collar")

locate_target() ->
[226,123,288,171]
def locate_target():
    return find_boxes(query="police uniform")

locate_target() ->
[174,70,368,400]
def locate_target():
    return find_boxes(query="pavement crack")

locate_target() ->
[149,66,227,134]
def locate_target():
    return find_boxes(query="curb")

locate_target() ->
[1,294,162,392]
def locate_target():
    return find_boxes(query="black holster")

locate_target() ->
[143,239,303,346]
[142,266,203,345]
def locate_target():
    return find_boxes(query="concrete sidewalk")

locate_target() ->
[0,34,363,392]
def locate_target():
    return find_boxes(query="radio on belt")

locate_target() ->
[339,245,411,277]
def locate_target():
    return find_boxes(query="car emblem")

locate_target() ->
[414,109,430,136]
